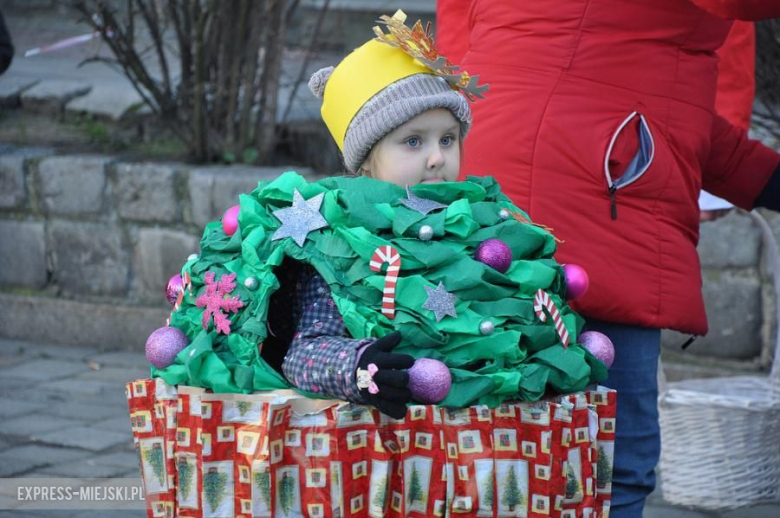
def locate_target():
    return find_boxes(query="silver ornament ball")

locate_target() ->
[498,209,510,220]
[479,320,495,335]
[418,225,434,241]
[187,253,199,262]
[244,277,259,291]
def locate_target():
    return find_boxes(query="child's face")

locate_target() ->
[362,109,460,186]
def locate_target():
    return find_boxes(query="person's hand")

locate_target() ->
[700,208,732,222]
[355,331,414,419]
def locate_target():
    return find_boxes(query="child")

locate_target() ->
[150,11,606,422]
[278,11,605,419]
[281,13,479,418]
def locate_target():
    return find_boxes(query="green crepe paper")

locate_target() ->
[151,171,607,406]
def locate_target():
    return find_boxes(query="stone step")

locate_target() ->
[20,80,92,115]
[291,0,436,54]
[65,85,145,122]
[0,78,40,109]
[0,293,167,351]
[301,0,435,13]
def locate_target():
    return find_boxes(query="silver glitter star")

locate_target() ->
[422,281,458,322]
[400,186,448,215]
[271,189,329,247]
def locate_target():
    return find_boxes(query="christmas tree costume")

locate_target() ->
[130,12,618,516]
[150,171,607,407]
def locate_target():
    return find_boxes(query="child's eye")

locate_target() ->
[440,135,454,146]
[405,137,421,148]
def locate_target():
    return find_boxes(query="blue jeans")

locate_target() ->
[584,319,661,518]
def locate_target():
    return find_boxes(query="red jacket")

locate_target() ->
[442,0,780,334]
[715,21,755,130]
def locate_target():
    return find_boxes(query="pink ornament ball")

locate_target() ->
[563,264,590,300]
[166,274,183,305]
[475,238,513,274]
[408,358,452,404]
[579,331,615,368]
[145,326,189,369]
[222,205,240,236]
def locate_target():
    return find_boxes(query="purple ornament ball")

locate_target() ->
[579,331,615,368]
[563,263,590,300]
[146,326,189,369]
[222,205,240,236]
[408,358,452,404]
[166,274,183,305]
[475,238,513,274]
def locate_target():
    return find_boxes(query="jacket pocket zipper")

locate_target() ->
[609,185,618,220]
[604,111,655,220]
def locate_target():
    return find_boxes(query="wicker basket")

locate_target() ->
[658,211,780,511]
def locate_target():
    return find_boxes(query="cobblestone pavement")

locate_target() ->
[1,337,778,517]
[0,338,146,517]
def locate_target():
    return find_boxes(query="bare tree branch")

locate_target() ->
[73,1,162,114]
[166,0,190,106]
[127,0,135,47]
[72,0,296,163]
[224,0,251,148]
[279,0,330,129]
[136,0,173,99]
[255,0,287,161]
[192,0,213,161]
[238,0,267,152]
[77,55,121,69]
[285,0,300,24]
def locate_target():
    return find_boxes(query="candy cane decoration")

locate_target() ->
[183,271,192,296]
[370,245,402,319]
[534,289,570,347]
[167,271,192,326]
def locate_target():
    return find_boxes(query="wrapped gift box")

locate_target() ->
[127,379,616,518]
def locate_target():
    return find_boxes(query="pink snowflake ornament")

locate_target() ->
[195,272,244,335]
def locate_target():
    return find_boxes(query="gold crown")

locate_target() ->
[373,10,489,102]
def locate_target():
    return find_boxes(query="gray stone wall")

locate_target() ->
[0,145,316,348]
[661,210,778,370]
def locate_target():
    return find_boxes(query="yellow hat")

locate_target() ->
[319,39,435,152]
[307,11,487,172]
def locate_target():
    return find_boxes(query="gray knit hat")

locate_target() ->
[309,68,472,173]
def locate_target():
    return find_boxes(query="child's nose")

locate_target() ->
[427,146,444,169]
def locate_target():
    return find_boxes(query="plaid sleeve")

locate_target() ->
[282,269,372,402]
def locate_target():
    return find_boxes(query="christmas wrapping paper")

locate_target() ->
[176,386,207,516]
[127,379,616,518]
[127,378,178,518]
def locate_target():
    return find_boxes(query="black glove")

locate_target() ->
[355,331,414,419]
